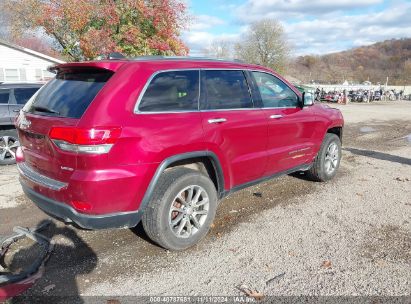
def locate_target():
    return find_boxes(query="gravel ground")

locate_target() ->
[0,101,410,302]
[0,165,23,209]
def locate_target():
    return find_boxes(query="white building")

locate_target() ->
[0,39,65,83]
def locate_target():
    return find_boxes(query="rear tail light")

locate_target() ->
[49,127,121,154]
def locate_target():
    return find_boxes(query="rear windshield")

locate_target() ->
[23,68,113,118]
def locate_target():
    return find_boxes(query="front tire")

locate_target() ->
[307,133,342,182]
[142,167,218,250]
[0,129,19,165]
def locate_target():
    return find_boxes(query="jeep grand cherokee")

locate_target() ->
[15,57,344,250]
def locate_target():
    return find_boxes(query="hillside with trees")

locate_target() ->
[289,38,411,85]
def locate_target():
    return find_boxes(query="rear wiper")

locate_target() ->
[32,105,60,115]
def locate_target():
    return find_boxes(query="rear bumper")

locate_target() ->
[21,183,142,229]
[16,159,157,216]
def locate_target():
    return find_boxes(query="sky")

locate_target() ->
[183,0,411,57]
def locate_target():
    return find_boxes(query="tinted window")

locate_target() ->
[202,70,252,110]
[24,69,113,118]
[14,88,40,105]
[252,72,298,108]
[139,70,199,112]
[0,89,9,104]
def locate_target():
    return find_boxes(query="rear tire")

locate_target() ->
[142,167,218,250]
[0,129,19,165]
[307,133,342,182]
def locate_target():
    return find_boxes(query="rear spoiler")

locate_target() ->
[48,60,126,74]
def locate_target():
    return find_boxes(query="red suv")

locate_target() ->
[15,57,344,250]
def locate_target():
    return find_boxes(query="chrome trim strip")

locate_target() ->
[17,162,68,191]
[264,106,299,109]
[201,107,259,112]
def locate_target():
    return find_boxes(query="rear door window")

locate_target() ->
[24,68,113,118]
[201,70,253,110]
[14,87,41,105]
[138,70,199,112]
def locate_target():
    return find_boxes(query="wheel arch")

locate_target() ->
[138,151,225,214]
[326,125,343,143]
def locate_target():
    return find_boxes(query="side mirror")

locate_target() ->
[303,92,314,107]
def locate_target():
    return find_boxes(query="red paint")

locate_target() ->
[0,265,44,301]
[0,282,35,301]
[16,59,344,217]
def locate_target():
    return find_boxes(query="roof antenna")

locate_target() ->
[107,52,125,60]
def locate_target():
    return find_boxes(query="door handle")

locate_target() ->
[208,118,227,124]
[13,109,20,113]
[269,114,283,119]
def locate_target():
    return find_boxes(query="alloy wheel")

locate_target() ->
[0,136,19,163]
[324,142,339,174]
[168,185,210,239]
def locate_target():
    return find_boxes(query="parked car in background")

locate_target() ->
[0,82,43,165]
[373,90,381,101]
[15,57,344,250]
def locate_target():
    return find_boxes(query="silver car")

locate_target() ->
[0,82,42,165]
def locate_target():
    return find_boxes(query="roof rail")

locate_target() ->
[130,56,246,63]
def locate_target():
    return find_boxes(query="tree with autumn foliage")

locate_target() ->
[5,0,189,61]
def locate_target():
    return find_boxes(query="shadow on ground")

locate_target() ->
[130,222,157,246]
[9,220,97,304]
[344,147,411,166]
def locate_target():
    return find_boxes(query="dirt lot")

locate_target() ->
[1,101,410,303]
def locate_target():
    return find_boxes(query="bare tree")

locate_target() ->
[203,39,234,59]
[404,59,411,82]
[235,19,290,74]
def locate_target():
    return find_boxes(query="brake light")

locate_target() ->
[49,127,121,154]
